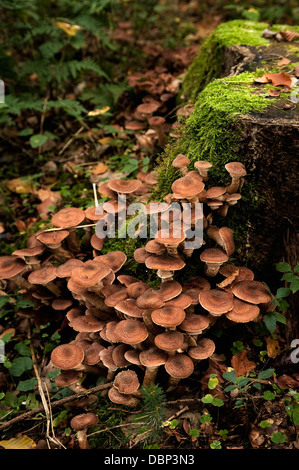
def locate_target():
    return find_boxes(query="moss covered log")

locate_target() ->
[154,20,299,279]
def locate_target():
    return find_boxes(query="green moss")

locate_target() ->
[181,19,299,102]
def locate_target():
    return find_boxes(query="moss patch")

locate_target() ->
[181,19,299,101]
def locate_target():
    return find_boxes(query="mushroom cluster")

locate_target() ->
[0,158,272,409]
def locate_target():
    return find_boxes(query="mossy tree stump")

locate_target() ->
[156,20,299,287]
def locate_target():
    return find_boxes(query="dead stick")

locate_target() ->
[0,382,113,432]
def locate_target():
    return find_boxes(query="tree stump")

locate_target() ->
[156,20,299,284]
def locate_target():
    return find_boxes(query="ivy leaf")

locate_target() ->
[9,357,33,377]
[16,378,37,392]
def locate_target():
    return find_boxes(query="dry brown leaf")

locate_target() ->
[254,76,270,84]
[249,425,265,448]
[0,435,36,449]
[275,374,299,389]
[231,350,256,377]
[276,57,291,66]
[265,72,292,87]
[91,162,109,175]
[15,219,27,232]
[6,177,35,194]
[266,337,281,358]
[280,30,299,42]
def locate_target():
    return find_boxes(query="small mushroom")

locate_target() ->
[172,154,191,176]
[224,162,247,194]
[70,412,99,449]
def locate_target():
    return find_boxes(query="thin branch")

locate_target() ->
[0,382,113,432]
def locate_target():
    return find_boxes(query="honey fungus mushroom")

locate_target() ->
[172,154,190,176]
[70,412,99,449]
[139,347,167,386]
[164,354,194,392]
[0,256,28,289]
[200,248,229,277]
[224,161,247,194]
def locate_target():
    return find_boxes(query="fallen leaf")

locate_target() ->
[0,435,36,449]
[276,57,291,66]
[275,374,299,389]
[55,21,81,36]
[97,137,112,146]
[265,72,292,87]
[231,350,256,377]
[279,30,299,42]
[15,219,27,231]
[249,425,265,448]
[294,65,299,78]
[88,106,110,116]
[6,177,35,194]
[91,162,109,175]
[266,337,281,358]
[254,75,270,84]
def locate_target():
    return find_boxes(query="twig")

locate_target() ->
[27,320,64,449]
[58,126,85,156]
[0,381,113,432]
[87,422,144,438]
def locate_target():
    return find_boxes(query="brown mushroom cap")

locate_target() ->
[13,246,45,258]
[171,173,204,197]
[104,287,128,307]
[112,344,131,368]
[70,260,111,287]
[151,306,185,328]
[148,115,166,127]
[134,247,151,263]
[200,247,229,264]
[69,314,105,333]
[52,299,73,310]
[136,102,160,116]
[155,227,185,246]
[164,293,192,309]
[172,154,190,168]
[144,240,166,255]
[97,180,118,199]
[0,256,26,279]
[100,346,118,369]
[52,207,85,228]
[188,338,216,360]
[55,369,82,387]
[139,347,167,367]
[205,187,226,200]
[108,386,138,406]
[165,354,194,379]
[85,205,106,222]
[157,280,183,301]
[115,298,144,319]
[126,281,149,299]
[179,314,210,334]
[70,413,99,431]
[90,233,105,251]
[113,369,140,394]
[199,289,234,315]
[51,343,84,370]
[226,298,260,323]
[225,162,247,177]
[28,266,57,285]
[136,288,165,310]
[57,259,84,278]
[36,230,69,247]
[124,349,142,366]
[83,342,105,365]
[154,330,184,352]
[145,254,185,271]
[117,274,140,286]
[107,179,142,194]
[232,280,271,304]
[194,160,213,171]
[114,319,148,345]
[94,251,127,272]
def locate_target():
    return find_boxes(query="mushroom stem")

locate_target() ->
[67,230,81,253]
[76,429,89,449]
[226,177,241,194]
[142,366,159,387]
[166,376,181,393]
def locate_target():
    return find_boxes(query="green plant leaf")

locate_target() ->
[16,378,37,391]
[29,134,48,148]
[276,287,291,299]
[264,390,275,400]
[9,357,33,377]
[264,312,277,334]
[290,278,299,294]
[257,369,275,380]
[189,429,199,438]
[271,432,286,444]
[259,420,271,428]
[223,370,237,384]
[202,394,214,404]
[276,262,291,272]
